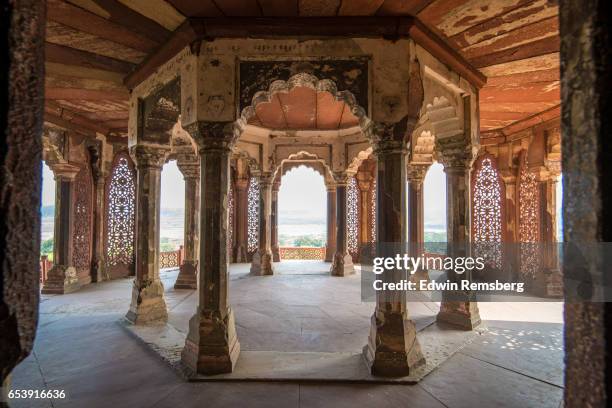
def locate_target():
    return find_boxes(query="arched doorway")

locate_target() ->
[277,165,327,265]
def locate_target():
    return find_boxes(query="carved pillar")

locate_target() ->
[89,145,108,283]
[233,176,249,263]
[175,156,200,289]
[330,173,355,276]
[181,122,240,374]
[436,149,481,330]
[271,179,281,262]
[364,130,424,376]
[325,183,337,262]
[407,164,429,282]
[250,173,274,275]
[533,170,562,297]
[125,146,168,325]
[41,163,81,294]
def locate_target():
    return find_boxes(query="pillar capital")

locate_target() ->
[332,171,352,186]
[184,121,237,152]
[235,176,249,191]
[176,155,200,179]
[259,172,274,187]
[406,163,429,184]
[436,135,472,171]
[51,162,80,181]
[370,121,414,155]
[130,145,169,169]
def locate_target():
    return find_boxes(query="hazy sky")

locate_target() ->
[278,166,326,219]
[41,163,55,206]
[161,161,185,209]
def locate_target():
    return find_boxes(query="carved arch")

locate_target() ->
[347,147,374,174]
[238,73,370,132]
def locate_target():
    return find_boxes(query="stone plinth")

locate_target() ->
[41,265,80,295]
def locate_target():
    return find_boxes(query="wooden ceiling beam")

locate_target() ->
[46,42,136,74]
[48,0,158,52]
[482,104,561,138]
[376,0,436,16]
[472,36,560,69]
[165,0,223,17]
[46,87,129,100]
[90,0,172,43]
[124,16,486,89]
[45,101,110,136]
[258,0,299,16]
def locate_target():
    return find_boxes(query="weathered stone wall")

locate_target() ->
[560,0,612,406]
[0,0,46,389]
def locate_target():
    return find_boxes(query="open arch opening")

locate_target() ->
[159,160,185,270]
[423,162,447,246]
[39,162,56,286]
[277,165,327,262]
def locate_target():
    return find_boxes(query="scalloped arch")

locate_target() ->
[239,73,369,131]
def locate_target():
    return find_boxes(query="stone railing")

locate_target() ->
[160,245,184,269]
[279,247,325,260]
[40,255,53,284]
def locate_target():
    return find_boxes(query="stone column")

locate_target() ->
[364,132,424,376]
[181,122,240,375]
[125,145,168,325]
[271,180,281,262]
[436,150,481,330]
[250,174,274,275]
[533,171,562,297]
[88,144,108,284]
[233,176,249,262]
[330,173,354,276]
[91,173,107,283]
[407,164,429,283]
[325,183,337,262]
[41,163,81,294]
[175,156,200,289]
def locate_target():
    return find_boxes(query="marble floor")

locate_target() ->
[8,261,564,408]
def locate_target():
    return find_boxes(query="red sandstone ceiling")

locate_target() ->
[44,0,560,138]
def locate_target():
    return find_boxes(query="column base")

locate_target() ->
[250,250,274,275]
[233,245,248,263]
[437,301,481,330]
[175,261,198,289]
[91,257,107,283]
[272,246,281,262]
[125,279,168,325]
[181,307,241,375]
[363,310,425,377]
[330,252,354,276]
[41,265,80,294]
